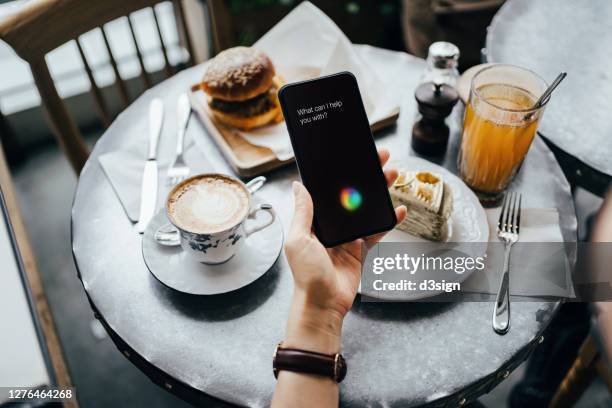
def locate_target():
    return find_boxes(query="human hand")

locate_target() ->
[283,149,407,353]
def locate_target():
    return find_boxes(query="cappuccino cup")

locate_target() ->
[157,174,275,264]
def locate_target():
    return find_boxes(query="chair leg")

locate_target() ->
[549,335,599,408]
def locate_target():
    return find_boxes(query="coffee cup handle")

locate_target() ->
[245,176,266,195]
[244,204,276,237]
[154,224,181,246]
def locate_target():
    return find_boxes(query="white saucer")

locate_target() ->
[142,210,283,295]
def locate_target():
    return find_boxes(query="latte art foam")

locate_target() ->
[168,175,249,233]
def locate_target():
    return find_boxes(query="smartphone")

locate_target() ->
[278,71,396,247]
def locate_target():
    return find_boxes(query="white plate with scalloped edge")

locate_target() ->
[360,156,489,300]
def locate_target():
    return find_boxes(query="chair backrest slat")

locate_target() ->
[207,0,233,54]
[0,0,161,61]
[0,0,195,174]
[75,38,111,128]
[100,26,131,108]
[29,57,89,172]
[151,7,174,78]
[172,0,195,65]
[127,16,152,90]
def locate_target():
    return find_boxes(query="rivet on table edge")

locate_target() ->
[538,335,545,344]
[503,370,510,379]
[123,350,130,358]
[458,397,466,406]
[165,382,173,390]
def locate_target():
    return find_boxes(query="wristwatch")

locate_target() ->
[273,342,347,383]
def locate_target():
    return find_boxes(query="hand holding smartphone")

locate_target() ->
[278,72,397,247]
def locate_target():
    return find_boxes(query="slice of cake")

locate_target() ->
[389,171,453,241]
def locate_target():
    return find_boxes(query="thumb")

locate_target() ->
[289,181,314,237]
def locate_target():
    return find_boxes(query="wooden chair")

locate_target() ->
[549,333,612,408]
[0,0,196,174]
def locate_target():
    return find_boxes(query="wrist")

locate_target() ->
[283,291,343,355]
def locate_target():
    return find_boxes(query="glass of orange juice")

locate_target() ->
[458,64,548,204]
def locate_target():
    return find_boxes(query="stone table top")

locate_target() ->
[72,45,577,407]
[486,0,612,178]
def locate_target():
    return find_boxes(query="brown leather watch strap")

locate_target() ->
[273,343,347,383]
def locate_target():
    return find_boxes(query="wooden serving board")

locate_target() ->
[189,88,399,178]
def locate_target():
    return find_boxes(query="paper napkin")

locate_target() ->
[213,1,401,160]
[462,208,574,298]
[98,139,208,222]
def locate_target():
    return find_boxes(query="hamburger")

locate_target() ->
[201,47,283,130]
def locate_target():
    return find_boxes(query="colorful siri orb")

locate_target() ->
[340,187,362,211]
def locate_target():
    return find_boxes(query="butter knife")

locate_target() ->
[135,98,164,233]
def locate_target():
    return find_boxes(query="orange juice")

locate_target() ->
[459,84,540,195]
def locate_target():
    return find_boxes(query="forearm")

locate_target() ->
[271,292,343,408]
[272,370,338,408]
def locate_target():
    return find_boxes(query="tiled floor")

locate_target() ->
[10,136,610,407]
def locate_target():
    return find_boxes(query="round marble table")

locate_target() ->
[72,47,577,407]
[486,0,612,196]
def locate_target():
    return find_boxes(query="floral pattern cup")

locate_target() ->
[154,175,275,264]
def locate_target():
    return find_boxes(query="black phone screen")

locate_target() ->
[278,72,396,247]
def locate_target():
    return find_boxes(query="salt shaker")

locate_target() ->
[411,81,459,156]
[421,41,460,87]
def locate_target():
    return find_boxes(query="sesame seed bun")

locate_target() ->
[201,47,275,102]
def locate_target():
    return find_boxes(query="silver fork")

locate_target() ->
[166,93,192,186]
[492,192,522,335]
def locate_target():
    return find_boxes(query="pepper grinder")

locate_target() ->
[411,81,459,156]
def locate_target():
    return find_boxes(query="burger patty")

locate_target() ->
[210,88,275,117]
